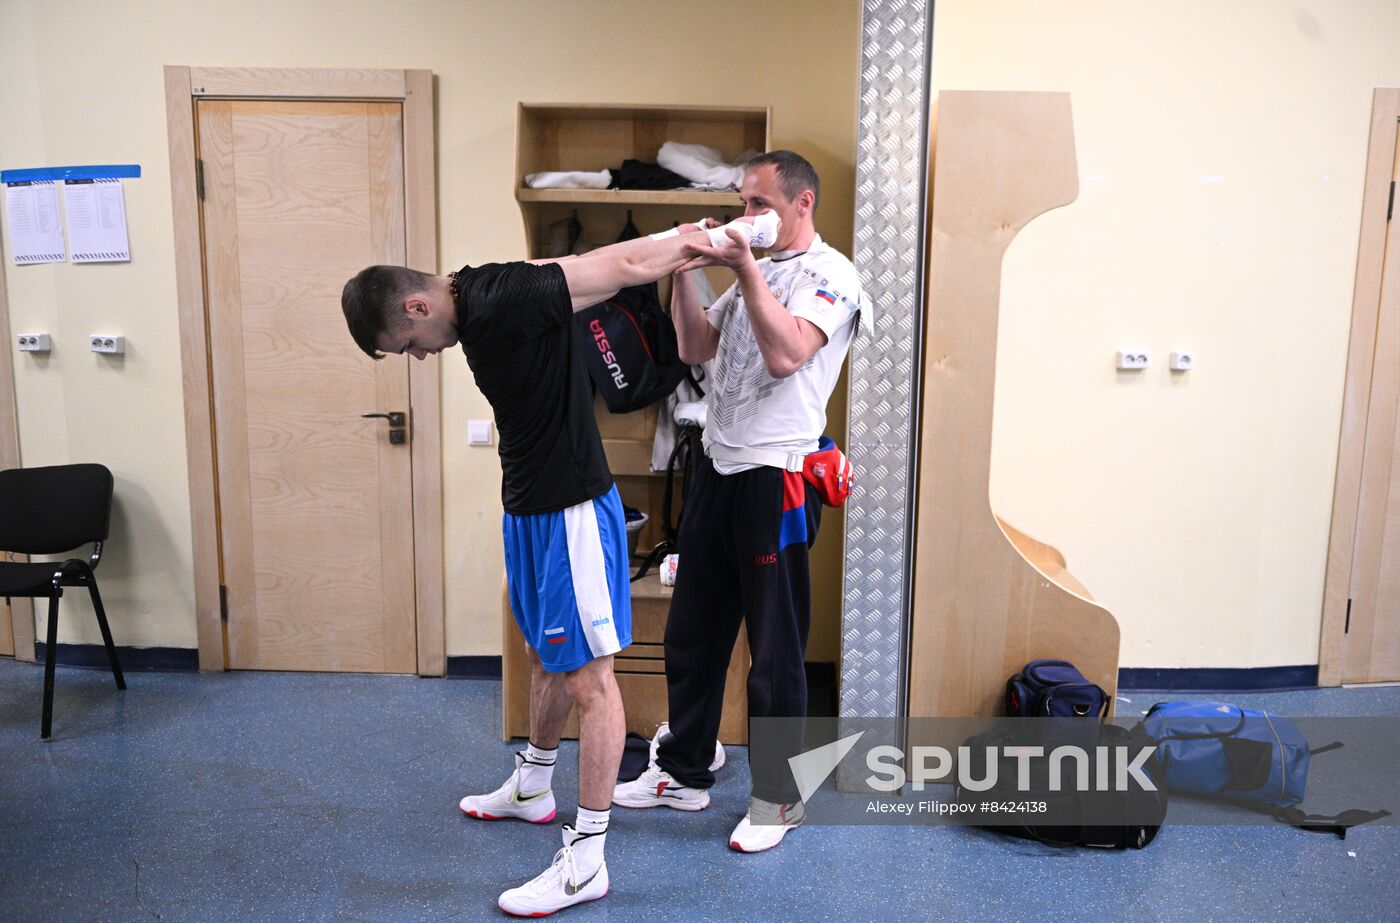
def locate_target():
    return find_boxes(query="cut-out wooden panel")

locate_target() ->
[908,91,1120,720]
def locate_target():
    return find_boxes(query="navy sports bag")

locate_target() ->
[1005,659,1108,719]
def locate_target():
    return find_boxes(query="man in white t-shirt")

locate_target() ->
[612,151,863,853]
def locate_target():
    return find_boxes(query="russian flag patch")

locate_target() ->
[815,290,837,305]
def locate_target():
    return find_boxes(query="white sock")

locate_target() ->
[520,743,556,792]
[571,808,610,876]
[707,210,779,248]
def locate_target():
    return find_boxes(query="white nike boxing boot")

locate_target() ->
[497,824,609,917]
[458,749,557,823]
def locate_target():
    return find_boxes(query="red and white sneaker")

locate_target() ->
[611,764,710,811]
[458,751,556,823]
[649,722,726,773]
[498,825,608,917]
[729,798,804,852]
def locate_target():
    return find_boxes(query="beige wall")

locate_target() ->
[0,0,858,661]
[938,1,1400,667]
[7,0,1395,674]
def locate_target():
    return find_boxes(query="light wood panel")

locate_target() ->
[1321,89,1400,685]
[908,91,1120,720]
[403,69,445,676]
[169,67,442,675]
[202,100,415,673]
[165,66,226,670]
[0,253,21,658]
[190,67,406,100]
[1342,112,1400,683]
[516,103,768,182]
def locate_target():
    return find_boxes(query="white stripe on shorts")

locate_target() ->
[563,497,622,658]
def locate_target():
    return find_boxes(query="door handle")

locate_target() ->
[361,411,406,427]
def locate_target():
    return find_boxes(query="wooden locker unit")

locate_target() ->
[502,103,770,743]
[907,91,1121,725]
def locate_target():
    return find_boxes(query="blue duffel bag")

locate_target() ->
[1143,701,1308,806]
[1143,701,1390,837]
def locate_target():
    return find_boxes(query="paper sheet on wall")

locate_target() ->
[4,180,67,265]
[64,177,130,262]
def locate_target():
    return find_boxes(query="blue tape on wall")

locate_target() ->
[1,164,141,183]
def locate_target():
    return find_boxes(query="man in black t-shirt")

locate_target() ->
[340,213,777,918]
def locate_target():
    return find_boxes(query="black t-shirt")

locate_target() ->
[454,262,613,515]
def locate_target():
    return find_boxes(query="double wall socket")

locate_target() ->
[17,333,52,352]
[90,335,125,355]
[1116,349,1150,370]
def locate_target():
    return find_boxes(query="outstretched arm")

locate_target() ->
[555,231,711,311]
[551,213,776,311]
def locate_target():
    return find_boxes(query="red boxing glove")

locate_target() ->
[802,436,854,508]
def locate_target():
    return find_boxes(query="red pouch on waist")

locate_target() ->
[802,436,854,507]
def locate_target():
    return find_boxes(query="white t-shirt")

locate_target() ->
[703,235,863,474]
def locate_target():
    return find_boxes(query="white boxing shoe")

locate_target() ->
[649,722,725,773]
[612,764,710,811]
[729,797,805,853]
[497,825,608,918]
[458,751,556,824]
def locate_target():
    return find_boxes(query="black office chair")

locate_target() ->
[0,464,124,739]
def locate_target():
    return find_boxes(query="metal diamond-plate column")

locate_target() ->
[840,0,932,753]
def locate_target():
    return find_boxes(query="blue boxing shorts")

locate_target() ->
[503,485,633,672]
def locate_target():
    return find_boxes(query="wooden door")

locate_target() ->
[198,100,417,672]
[1343,118,1400,684]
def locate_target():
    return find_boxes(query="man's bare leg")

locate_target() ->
[528,646,574,749]
[458,647,572,823]
[566,655,626,810]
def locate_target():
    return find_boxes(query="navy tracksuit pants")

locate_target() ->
[655,455,821,804]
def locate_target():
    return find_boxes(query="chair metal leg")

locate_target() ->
[41,594,59,740]
[87,580,125,690]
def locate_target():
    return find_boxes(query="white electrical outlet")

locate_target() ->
[1170,351,1195,371]
[467,419,494,446]
[89,335,125,355]
[1116,349,1150,370]
[17,333,51,352]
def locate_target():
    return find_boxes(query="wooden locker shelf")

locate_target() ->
[502,102,771,744]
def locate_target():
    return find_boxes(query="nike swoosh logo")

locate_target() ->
[512,790,549,804]
[568,866,601,896]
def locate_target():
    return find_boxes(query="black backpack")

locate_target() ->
[954,722,1168,849]
[573,282,689,414]
[573,212,689,414]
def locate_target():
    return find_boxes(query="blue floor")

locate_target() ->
[1,658,1398,922]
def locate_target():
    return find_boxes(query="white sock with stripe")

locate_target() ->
[521,743,557,793]
[571,807,610,877]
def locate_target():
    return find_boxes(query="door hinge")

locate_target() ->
[1388,181,1394,222]
[1344,597,1352,634]
[196,158,205,201]
[219,583,229,622]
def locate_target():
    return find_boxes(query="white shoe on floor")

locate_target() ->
[729,797,804,853]
[650,722,726,772]
[498,825,608,917]
[458,751,557,823]
[612,764,711,811]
